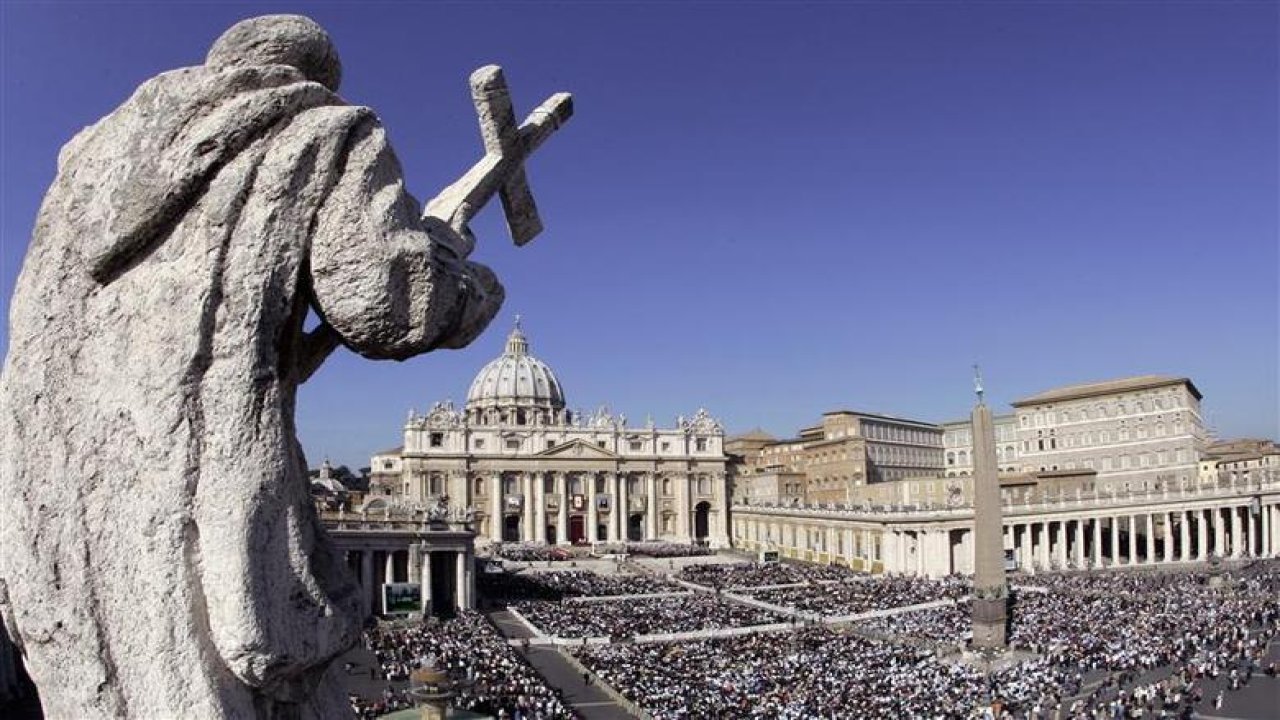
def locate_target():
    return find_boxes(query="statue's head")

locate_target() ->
[206,15,342,91]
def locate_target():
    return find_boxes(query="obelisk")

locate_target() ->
[969,366,1008,649]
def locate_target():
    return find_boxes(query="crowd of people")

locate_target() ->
[515,594,789,639]
[853,600,973,645]
[350,559,1279,719]
[593,541,714,557]
[677,561,860,588]
[353,611,577,720]
[574,627,997,719]
[479,569,681,601]
[488,542,574,562]
[749,574,970,616]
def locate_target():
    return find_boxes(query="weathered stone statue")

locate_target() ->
[0,14,569,719]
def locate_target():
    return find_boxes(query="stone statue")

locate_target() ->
[0,15,571,720]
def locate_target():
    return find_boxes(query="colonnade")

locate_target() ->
[339,543,476,618]
[732,497,1280,578]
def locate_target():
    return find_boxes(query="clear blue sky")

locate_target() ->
[2,2,1276,470]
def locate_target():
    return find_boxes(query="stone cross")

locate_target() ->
[425,65,573,253]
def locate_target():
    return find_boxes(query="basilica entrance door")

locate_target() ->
[569,516,586,544]
[628,513,644,541]
[503,515,521,541]
[694,502,711,542]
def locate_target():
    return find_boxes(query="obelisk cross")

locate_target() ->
[425,65,573,254]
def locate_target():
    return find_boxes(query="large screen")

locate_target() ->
[382,582,422,614]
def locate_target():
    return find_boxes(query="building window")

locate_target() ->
[429,432,443,448]
[474,438,485,449]
[506,438,520,450]
[629,440,643,451]
[661,441,671,452]
[474,478,484,495]
[547,440,556,450]
[429,473,443,495]
[503,476,517,494]
[383,460,394,470]
[597,440,606,449]
[662,478,673,496]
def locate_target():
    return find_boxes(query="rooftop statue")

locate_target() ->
[0,14,570,719]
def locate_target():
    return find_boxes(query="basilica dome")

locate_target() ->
[465,321,566,419]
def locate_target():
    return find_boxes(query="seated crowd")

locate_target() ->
[853,600,973,645]
[573,565,1279,718]
[593,541,714,557]
[353,611,576,720]
[480,569,681,601]
[488,542,574,562]
[749,574,969,616]
[678,561,860,588]
[515,594,789,639]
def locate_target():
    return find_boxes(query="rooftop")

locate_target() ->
[1012,375,1201,407]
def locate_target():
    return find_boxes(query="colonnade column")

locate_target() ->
[489,473,502,541]
[454,551,468,610]
[1163,512,1173,562]
[421,550,433,611]
[1179,511,1190,562]
[384,550,396,584]
[534,472,547,544]
[1144,513,1155,564]
[360,551,374,617]
[586,472,599,543]
[1092,518,1102,568]
[1126,515,1137,565]
[1230,506,1242,558]
[1214,507,1227,557]
[1074,519,1085,568]
[1109,517,1119,567]
[1054,521,1067,568]
[1262,504,1273,557]
[1198,509,1209,560]
[646,474,658,539]
[1245,505,1256,557]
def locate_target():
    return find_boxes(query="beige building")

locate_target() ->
[942,414,1020,476]
[371,322,731,547]
[1011,375,1205,491]
[1202,438,1280,483]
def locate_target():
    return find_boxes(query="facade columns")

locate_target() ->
[521,472,535,541]
[676,473,691,541]
[384,550,396,584]
[556,473,569,544]
[535,471,548,544]
[646,473,658,539]
[619,474,631,542]
[1162,512,1172,562]
[609,473,622,542]
[1054,521,1067,569]
[490,474,502,540]
[587,472,599,543]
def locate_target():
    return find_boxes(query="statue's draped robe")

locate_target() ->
[0,63,496,718]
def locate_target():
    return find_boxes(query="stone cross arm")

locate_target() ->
[424,65,573,253]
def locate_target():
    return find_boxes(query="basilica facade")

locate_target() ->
[370,322,731,547]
